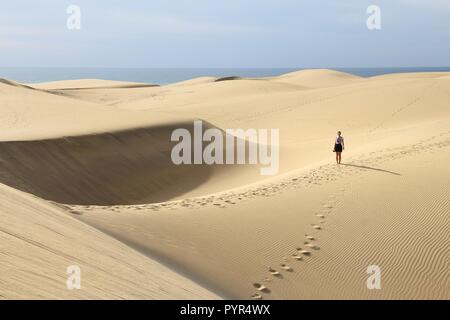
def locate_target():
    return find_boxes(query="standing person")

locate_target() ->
[333,131,345,164]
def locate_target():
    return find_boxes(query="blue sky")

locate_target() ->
[1,0,449,68]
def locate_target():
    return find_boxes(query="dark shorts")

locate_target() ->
[334,144,343,153]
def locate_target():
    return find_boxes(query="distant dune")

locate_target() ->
[368,72,450,80]
[167,76,217,87]
[29,78,159,90]
[1,69,449,299]
[273,69,364,88]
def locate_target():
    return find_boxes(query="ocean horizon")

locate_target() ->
[1,67,450,85]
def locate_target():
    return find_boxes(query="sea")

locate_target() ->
[1,67,450,85]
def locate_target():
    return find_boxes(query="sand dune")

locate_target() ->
[29,79,158,90]
[69,119,450,299]
[273,69,364,88]
[0,183,218,299]
[0,122,260,205]
[1,69,449,299]
[1,78,37,90]
[37,77,309,108]
[369,72,450,80]
[0,80,187,141]
[167,76,217,87]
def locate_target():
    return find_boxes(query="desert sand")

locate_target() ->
[1,69,449,299]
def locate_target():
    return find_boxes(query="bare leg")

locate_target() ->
[337,152,342,164]
[336,152,339,164]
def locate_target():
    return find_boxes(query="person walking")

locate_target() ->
[333,131,345,164]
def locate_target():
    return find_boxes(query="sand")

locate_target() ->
[1,69,449,299]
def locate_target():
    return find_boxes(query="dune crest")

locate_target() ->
[0,121,263,205]
[273,68,364,88]
[29,78,158,90]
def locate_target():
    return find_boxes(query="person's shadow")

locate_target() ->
[341,164,402,176]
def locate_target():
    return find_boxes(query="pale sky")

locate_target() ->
[1,0,449,68]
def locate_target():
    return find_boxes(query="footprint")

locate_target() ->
[268,267,281,277]
[291,253,303,261]
[304,242,320,250]
[251,293,263,300]
[253,283,270,293]
[312,224,322,230]
[316,214,325,218]
[322,204,333,209]
[305,235,315,241]
[280,264,293,272]
[296,248,311,255]
[262,277,272,283]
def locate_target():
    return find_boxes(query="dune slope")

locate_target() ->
[0,121,265,205]
[0,183,218,299]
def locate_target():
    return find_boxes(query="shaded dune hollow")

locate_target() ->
[0,121,253,206]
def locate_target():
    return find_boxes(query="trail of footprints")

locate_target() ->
[68,130,450,215]
[64,129,450,298]
[250,192,343,299]
[247,131,450,299]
